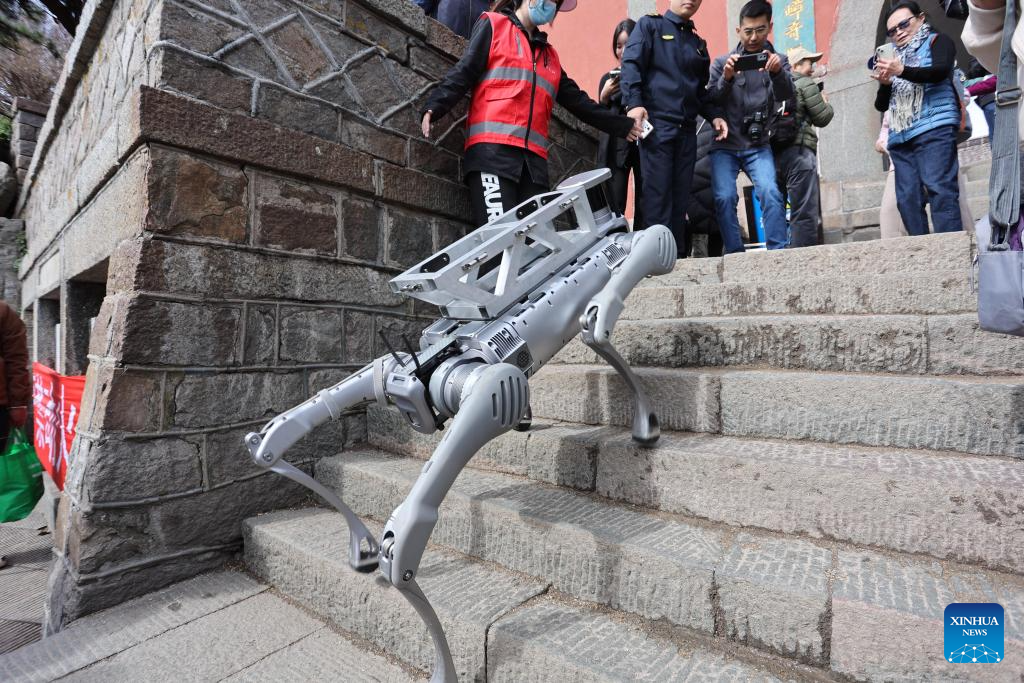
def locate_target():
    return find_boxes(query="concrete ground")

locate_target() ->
[0,497,53,655]
[0,569,423,682]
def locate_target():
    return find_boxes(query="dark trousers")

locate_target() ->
[887,125,963,236]
[776,145,823,248]
[466,170,547,229]
[0,407,9,453]
[608,149,644,229]
[638,119,696,257]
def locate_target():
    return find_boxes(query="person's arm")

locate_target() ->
[875,83,893,112]
[900,34,957,83]
[771,55,795,101]
[619,21,651,111]
[707,56,732,103]
[422,16,492,121]
[799,78,834,127]
[0,307,31,420]
[557,70,634,136]
[963,0,1007,74]
[966,74,998,96]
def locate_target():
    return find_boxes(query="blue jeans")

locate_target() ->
[887,124,963,236]
[710,147,789,252]
[982,100,996,145]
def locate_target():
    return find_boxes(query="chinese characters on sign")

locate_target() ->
[774,0,816,57]
[31,363,85,490]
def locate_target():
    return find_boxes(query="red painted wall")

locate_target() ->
[549,0,840,105]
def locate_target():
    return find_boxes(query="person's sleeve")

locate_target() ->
[800,79,834,127]
[1,309,31,407]
[900,34,956,83]
[619,21,650,110]
[707,55,732,103]
[557,71,634,136]
[771,55,795,100]
[696,52,723,121]
[875,83,893,112]
[963,0,1007,73]
[966,75,998,96]
[597,72,612,108]
[422,17,491,120]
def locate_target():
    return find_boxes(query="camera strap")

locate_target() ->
[988,0,1021,247]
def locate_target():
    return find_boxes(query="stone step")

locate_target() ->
[964,158,992,183]
[0,570,421,682]
[553,313,1024,377]
[243,509,803,682]
[314,451,1024,679]
[643,231,972,288]
[525,364,1024,457]
[625,270,975,319]
[365,407,1024,575]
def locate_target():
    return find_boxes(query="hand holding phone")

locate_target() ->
[639,119,654,140]
[734,52,769,72]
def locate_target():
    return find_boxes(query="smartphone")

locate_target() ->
[874,44,896,64]
[735,52,769,72]
[639,119,654,139]
[817,81,825,92]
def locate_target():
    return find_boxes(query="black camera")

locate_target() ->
[743,111,766,144]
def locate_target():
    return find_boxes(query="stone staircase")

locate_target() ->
[243,231,1024,681]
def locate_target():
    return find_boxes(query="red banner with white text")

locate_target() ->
[31,363,86,490]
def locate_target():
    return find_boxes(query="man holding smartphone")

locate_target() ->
[619,0,727,256]
[707,0,794,252]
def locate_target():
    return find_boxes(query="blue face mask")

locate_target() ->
[528,0,557,26]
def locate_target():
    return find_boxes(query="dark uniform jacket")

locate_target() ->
[423,8,633,186]
[619,10,721,126]
[708,41,794,151]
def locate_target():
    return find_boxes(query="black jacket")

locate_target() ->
[687,117,717,236]
[596,70,639,170]
[708,41,794,151]
[619,10,721,125]
[423,10,634,184]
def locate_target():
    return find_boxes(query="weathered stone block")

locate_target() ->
[377,162,470,219]
[82,436,203,504]
[279,306,346,363]
[408,138,459,180]
[222,38,283,82]
[253,171,340,255]
[133,240,404,306]
[343,310,375,363]
[146,146,248,243]
[170,370,307,428]
[340,195,381,261]
[160,0,246,55]
[155,47,253,115]
[345,4,409,62]
[266,18,334,86]
[382,205,433,267]
[423,22,464,59]
[78,364,164,434]
[307,15,364,65]
[340,113,408,165]
[346,55,408,119]
[927,314,1024,376]
[126,299,242,366]
[244,304,277,365]
[255,83,339,141]
[375,314,430,358]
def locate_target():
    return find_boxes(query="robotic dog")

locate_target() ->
[245,169,675,682]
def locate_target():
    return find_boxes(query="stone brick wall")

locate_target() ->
[17,0,599,628]
[0,218,23,309]
[10,99,48,185]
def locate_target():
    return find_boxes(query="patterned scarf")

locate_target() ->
[889,22,933,133]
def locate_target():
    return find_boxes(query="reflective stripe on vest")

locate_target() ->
[481,66,558,101]
[465,12,561,159]
[467,122,550,151]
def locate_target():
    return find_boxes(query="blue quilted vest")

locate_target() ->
[887,34,961,147]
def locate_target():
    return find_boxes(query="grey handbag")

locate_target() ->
[977,0,1024,337]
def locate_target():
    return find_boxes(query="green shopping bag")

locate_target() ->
[0,428,44,523]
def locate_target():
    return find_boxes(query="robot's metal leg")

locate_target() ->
[579,310,660,446]
[244,364,381,571]
[378,362,530,683]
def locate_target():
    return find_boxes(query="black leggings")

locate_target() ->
[466,171,547,228]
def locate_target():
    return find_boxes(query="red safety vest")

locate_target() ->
[465,12,561,159]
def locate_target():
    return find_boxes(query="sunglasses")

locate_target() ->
[885,16,917,38]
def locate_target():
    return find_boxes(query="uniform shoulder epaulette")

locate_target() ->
[646,11,660,16]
